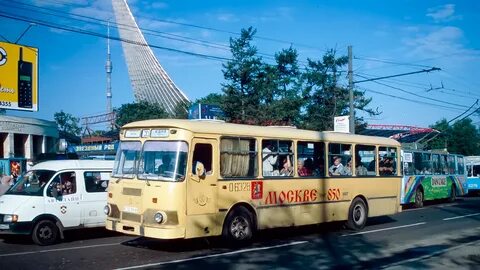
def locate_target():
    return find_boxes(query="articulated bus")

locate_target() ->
[465,156,480,194]
[400,150,467,208]
[105,119,402,242]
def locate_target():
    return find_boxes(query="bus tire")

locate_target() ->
[32,220,59,246]
[414,187,424,208]
[222,206,254,244]
[346,197,368,230]
[448,184,456,202]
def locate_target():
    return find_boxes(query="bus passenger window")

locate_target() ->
[297,142,324,177]
[355,145,376,176]
[193,144,213,175]
[328,144,351,177]
[262,140,293,177]
[220,138,257,178]
[379,147,397,176]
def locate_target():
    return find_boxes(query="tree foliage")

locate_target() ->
[54,110,81,136]
[427,118,480,155]
[115,100,169,127]
[209,27,378,129]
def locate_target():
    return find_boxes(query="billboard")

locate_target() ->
[0,41,38,111]
[188,103,225,120]
[334,116,350,133]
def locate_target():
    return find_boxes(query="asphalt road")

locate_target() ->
[1,197,480,270]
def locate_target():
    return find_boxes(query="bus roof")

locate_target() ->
[32,160,114,171]
[123,119,401,146]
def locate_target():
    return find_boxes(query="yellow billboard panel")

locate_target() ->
[0,41,38,111]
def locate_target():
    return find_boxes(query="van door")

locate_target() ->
[81,171,111,226]
[45,171,82,228]
[187,138,217,215]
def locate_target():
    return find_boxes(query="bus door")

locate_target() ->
[187,138,217,215]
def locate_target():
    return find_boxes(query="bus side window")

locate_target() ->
[193,143,213,175]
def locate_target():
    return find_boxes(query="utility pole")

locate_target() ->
[348,45,355,134]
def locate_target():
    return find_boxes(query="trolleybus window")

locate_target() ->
[432,154,441,175]
[220,137,257,178]
[457,156,465,175]
[447,155,456,174]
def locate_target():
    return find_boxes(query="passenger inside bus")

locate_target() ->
[262,144,278,176]
[279,157,293,176]
[157,155,173,174]
[356,156,368,176]
[380,156,394,176]
[298,158,312,176]
[329,156,348,176]
[344,158,353,176]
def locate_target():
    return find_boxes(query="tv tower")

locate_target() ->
[105,21,113,129]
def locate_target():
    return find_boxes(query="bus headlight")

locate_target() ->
[3,214,18,223]
[104,205,111,216]
[154,212,164,224]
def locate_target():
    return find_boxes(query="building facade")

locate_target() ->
[0,115,58,160]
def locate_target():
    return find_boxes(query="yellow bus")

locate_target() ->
[105,119,401,242]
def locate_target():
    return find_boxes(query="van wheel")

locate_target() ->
[414,187,424,208]
[448,185,456,202]
[223,206,254,243]
[346,197,368,230]
[32,220,59,246]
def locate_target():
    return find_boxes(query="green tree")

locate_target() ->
[115,101,169,127]
[171,101,192,119]
[196,93,225,106]
[300,50,378,131]
[222,27,263,123]
[428,118,480,155]
[54,110,81,136]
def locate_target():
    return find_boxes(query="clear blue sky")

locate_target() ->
[1,0,479,129]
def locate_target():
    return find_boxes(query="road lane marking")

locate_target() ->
[342,222,427,237]
[115,240,309,270]
[0,242,121,257]
[443,212,480,221]
[380,239,480,269]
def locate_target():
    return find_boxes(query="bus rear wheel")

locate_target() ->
[414,187,424,208]
[448,184,456,202]
[32,220,59,246]
[223,206,254,244]
[346,197,368,230]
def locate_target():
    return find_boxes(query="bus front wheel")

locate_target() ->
[414,187,424,208]
[346,197,368,230]
[223,206,254,243]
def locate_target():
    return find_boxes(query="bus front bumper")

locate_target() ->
[106,219,185,239]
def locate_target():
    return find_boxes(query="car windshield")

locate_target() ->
[138,141,188,181]
[113,141,142,178]
[6,170,56,196]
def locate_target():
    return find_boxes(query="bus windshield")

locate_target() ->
[138,141,188,181]
[6,170,56,196]
[113,141,142,178]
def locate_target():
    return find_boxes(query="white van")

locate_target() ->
[0,160,113,245]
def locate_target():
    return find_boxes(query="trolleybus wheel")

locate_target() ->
[223,206,254,243]
[32,220,59,246]
[448,184,456,203]
[414,187,424,208]
[346,197,368,230]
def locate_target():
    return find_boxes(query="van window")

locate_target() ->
[84,171,111,193]
[47,171,76,197]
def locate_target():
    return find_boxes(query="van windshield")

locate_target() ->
[6,170,56,196]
